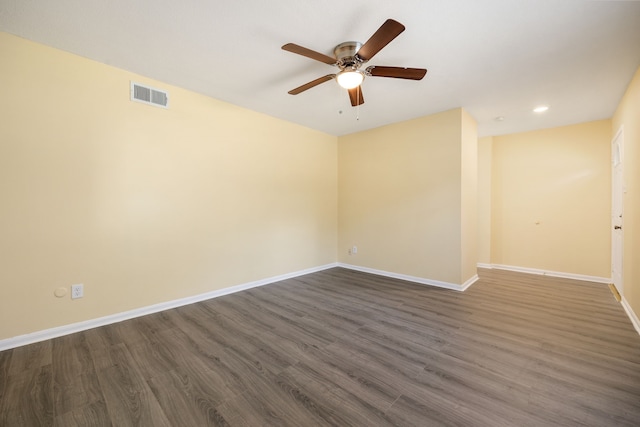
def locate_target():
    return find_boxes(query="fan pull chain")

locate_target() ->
[356,89,360,121]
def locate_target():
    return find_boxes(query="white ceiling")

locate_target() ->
[2,0,640,137]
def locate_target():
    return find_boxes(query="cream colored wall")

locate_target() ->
[477,136,493,265]
[0,33,337,340]
[3,29,628,343]
[491,120,611,278]
[338,108,476,285]
[612,66,640,320]
[460,109,478,281]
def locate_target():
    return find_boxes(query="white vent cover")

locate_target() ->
[130,82,169,108]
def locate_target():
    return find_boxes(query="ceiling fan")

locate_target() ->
[282,19,427,107]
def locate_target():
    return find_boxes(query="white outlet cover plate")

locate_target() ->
[71,284,84,299]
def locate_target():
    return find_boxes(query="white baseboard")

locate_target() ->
[338,263,479,292]
[479,263,611,284]
[5,261,630,352]
[621,296,640,336]
[0,263,338,352]
[460,274,480,291]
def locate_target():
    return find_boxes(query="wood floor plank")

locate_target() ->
[1,267,640,425]
[169,302,298,379]
[155,329,250,400]
[277,360,398,427]
[51,332,105,418]
[94,343,171,427]
[147,367,233,426]
[0,364,54,426]
[53,399,111,427]
[385,393,469,427]
[0,348,11,403]
[6,340,52,376]
[212,352,332,427]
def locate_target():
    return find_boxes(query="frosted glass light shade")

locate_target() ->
[337,71,364,89]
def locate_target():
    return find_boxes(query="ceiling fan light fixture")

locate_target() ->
[337,70,364,89]
[282,19,425,107]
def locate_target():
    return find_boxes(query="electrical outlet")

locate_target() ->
[352,246,358,254]
[71,284,84,299]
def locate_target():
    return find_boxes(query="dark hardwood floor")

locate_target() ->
[1,267,639,426]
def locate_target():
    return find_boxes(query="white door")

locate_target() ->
[612,127,624,296]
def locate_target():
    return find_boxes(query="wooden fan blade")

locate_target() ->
[368,66,427,80]
[348,86,364,106]
[282,43,336,65]
[356,19,405,62]
[288,74,335,95]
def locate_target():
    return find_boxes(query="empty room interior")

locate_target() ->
[1,1,640,425]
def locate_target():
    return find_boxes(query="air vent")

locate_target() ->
[130,82,169,108]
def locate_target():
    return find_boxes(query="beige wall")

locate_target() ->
[3,30,634,343]
[491,120,612,278]
[612,66,640,320]
[477,136,493,265]
[338,108,477,285]
[0,33,338,340]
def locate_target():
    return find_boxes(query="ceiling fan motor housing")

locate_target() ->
[334,41,364,70]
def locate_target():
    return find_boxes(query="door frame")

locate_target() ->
[611,126,624,296]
